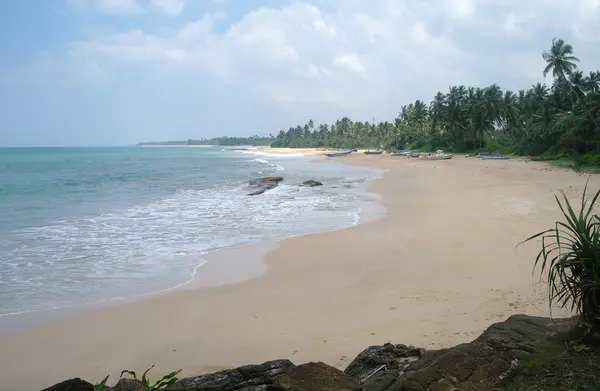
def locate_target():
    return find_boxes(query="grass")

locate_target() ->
[500,331,600,391]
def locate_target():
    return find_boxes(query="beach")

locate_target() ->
[0,152,592,390]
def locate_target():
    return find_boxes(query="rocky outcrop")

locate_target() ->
[268,362,361,391]
[248,177,284,196]
[41,378,94,391]
[301,180,323,187]
[167,359,294,391]
[358,315,576,391]
[344,343,424,383]
[41,315,579,391]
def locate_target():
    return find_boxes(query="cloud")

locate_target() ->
[150,0,185,15]
[6,0,600,146]
[67,0,186,15]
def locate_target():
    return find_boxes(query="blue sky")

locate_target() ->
[1,0,599,147]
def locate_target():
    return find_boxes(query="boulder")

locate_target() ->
[114,378,146,391]
[248,177,284,196]
[301,180,323,187]
[167,359,294,391]
[356,315,577,391]
[268,362,361,391]
[344,343,424,383]
[41,378,94,391]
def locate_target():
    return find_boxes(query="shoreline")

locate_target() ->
[0,152,591,390]
[0,149,383,337]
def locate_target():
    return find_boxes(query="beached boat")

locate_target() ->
[480,153,513,160]
[530,155,559,161]
[419,153,453,160]
[324,150,354,157]
[364,150,383,155]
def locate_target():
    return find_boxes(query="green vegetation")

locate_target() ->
[271,38,600,167]
[119,365,182,390]
[523,182,600,335]
[501,332,600,391]
[93,375,109,391]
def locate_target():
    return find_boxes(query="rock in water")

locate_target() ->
[167,359,294,390]
[344,343,424,383]
[268,362,361,391]
[41,378,94,391]
[248,177,284,196]
[301,180,323,187]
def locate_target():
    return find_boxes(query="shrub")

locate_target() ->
[522,180,600,335]
[120,365,182,391]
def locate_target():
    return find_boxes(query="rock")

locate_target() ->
[41,378,94,391]
[301,180,323,187]
[357,315,577,391]
[344,343,424,383]
[114,378,146,391]
[167,359,295,391]
[248,177,284,196]
[249,177,284,186]
[268,362,361,391]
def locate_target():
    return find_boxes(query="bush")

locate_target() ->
[522,181,600,335]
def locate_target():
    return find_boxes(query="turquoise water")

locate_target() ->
[0,147,382,320]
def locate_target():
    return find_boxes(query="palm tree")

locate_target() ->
[542,38,580,81]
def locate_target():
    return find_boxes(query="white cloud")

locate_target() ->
[150,0,185,15]
[52,0,600,117]
[67,0,186,15]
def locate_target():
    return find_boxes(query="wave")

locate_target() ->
[237,150,306,158]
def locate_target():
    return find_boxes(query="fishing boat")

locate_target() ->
[364,150,383,155]
[480,153,514,160]
[324,150,354,158]
[419,153,453,160]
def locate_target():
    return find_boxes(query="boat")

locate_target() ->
[479,153,514,160]
[419,153,453,160]
[364,150,383,155]
[324,150,354,158]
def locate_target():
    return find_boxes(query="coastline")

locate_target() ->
[0,151,592,390]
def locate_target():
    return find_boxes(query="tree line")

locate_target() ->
[271,38,600,163]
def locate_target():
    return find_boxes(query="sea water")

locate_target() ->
[0,146,383,329]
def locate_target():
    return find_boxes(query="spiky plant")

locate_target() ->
[120,365,182,391]
[523,180,600,334]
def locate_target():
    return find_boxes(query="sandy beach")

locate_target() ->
[0,152,594,390]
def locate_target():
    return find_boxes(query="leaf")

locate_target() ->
[93,375,109,391]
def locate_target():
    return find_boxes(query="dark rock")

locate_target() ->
[248,177,284,196]
[269,362,361,391]
[114,378,146,391]
[355,315,577,391]
[41,378,94,391]
[301,180,323,187]
[344,343,424,383]
[167,359,294,391]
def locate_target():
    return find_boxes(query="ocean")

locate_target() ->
[0,146,383,329]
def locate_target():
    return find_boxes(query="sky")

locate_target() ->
[0,0,599,147]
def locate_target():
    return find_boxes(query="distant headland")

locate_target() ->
[136,136,274,147]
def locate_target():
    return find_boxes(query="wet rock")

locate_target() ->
[248,177,284,196]
[41,378,94,391]
[344,343,424,383]
[301,180,323,187]
[167,359,294,391]
[268,362,361,391]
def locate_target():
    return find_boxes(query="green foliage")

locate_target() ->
[267,38,599,159]
[93,375,109,391]
[522,181,600,334]
[120,365,182,391]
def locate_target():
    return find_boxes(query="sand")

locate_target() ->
[0,152,594,390]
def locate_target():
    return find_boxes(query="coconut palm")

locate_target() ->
[543,38,580,81]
